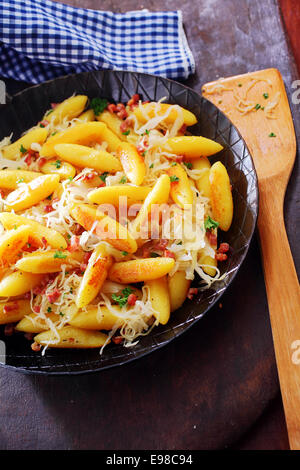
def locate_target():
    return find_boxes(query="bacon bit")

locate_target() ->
[39,120,49,127]
[46,288,61,304]
[23,292,31,299]
[116,103,126,112]
[163,249,175,259]
[107,103,117,113]
[215,253,227,261]
[82,171,98,182]
[37,157,47,169]
[127,293,137,306]
[206,230,217,247]
[127,94,140,106]
[120,117,133,133]
[74,223,84,236]
[79,263,87,271]
[175,155,184,163]
[67,235,80,253]
[4,323,15,336]
[218,242,230,253]
[68,337,75,343]
[31,341,42,352]
[3,302,19,314]
[141,246,150,258]
[112,335,123,345]
[41,237,48,248]
[127,94,140,109]
[136,144,146,154]
[83,251,92,264]
[187,287,198,300]
[24,154,33,166]
[51,103,58,109]
[44,204,53,213]
[154,239,168,250]
[180,124,187,134]
[0,189,5,198]
[33,305,40,313]
[117,109,128,120]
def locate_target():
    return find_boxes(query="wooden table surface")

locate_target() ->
[0,0,299,450]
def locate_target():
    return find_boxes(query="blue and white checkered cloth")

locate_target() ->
[0,0,195,84]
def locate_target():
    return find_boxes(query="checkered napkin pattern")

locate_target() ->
[0,0,195,84]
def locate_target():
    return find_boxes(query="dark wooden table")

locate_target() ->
[0,0,299,450]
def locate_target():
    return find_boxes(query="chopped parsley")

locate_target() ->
[238,83,242,87]
[51,131,57,136]
[141,151,146,157]
[20,144,27,155]
[122,130,130,136]
[183,162,193,169]
[150,252,160,258]
[269,132,276,137]
[51,160,62,169]
[204,216,219,231]
[111,287,133,308]
[255,104,261,110]
[90,97,108,116]
[177,241,182,245]
[120,176,127,184]
[53,250,67,259]
[16,178,24,184]
[47,307,52,313]
[45,109,53,116]
[40,123,45,128]
[171,162,177,167]
[170,175,179,182]
[149,163,154,169]
[99,172,109,182]
[121,251,128,256]
[263,93,269,99]
[145,129,150,135]
[59,312,64,317]
[13,225,17,230]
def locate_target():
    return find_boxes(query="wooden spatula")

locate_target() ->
[202,68,300,449]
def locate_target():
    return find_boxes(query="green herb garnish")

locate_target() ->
[51,160,61,169]
[149,163,154,169]
[111,287,133,308]
[204,216,219,231]
[20,144,27,155]
[47,307,52,313]
[145,129,150,135]
[170,175,179,182]
[120,176,127,184]
[121,251,128,256]
[99,172,109,182]
[269,132,276,137]
[16,178,24,184]
[255,104,261,110]
[150,252,160,258]
[90,97,108,116]
[183,162,192,169]
[122,130,130,136]
[238,83,242,87]
[53,250,67,259]
[263,93,269,99]
[171,162,177,167]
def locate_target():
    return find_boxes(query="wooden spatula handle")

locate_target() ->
[258,186,300,449]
